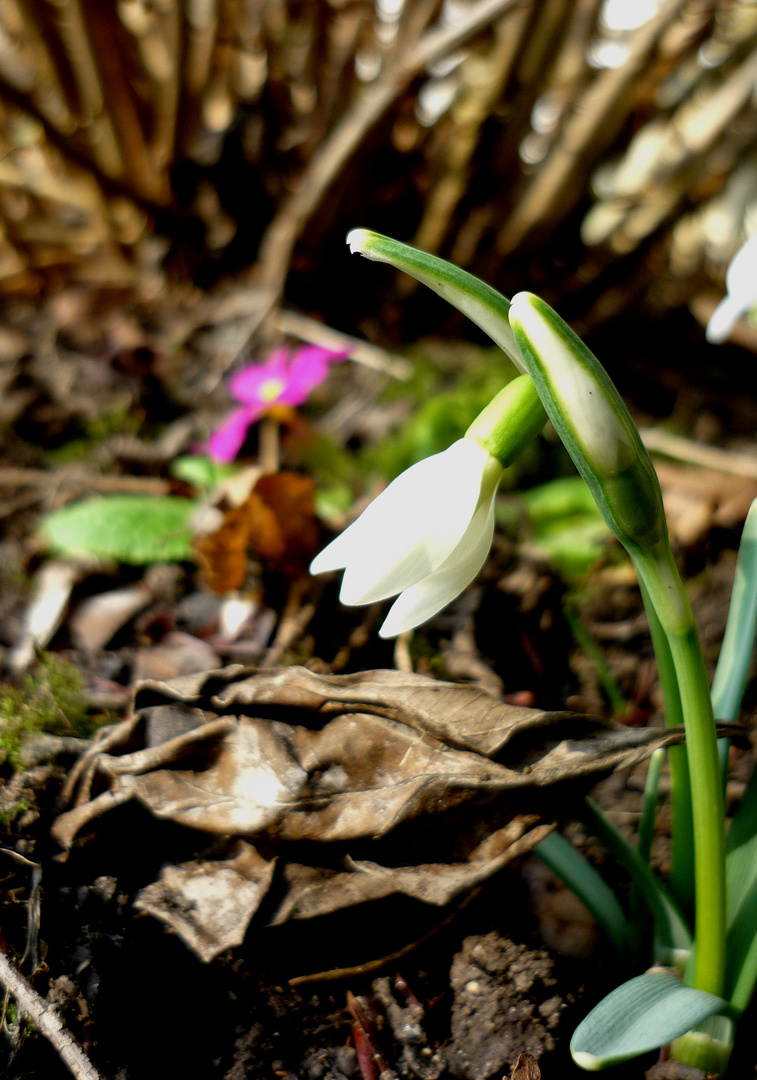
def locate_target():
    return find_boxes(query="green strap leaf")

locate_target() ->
[571,971,729,1070]
[584,798,692,952]
[725,762,757,1011]
[346,229,524,371]
[715,501,757,1010]
[711,498,757,723]
[637,747,664,865]
[535,831,631,961]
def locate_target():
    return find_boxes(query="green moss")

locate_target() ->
[0,797,29,825]
[46,406,140,465]
[0,653,95,769]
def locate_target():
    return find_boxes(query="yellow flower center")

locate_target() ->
[259,377,285,402]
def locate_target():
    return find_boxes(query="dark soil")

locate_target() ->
[1,751,730,1080]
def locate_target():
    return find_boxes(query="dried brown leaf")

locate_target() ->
[195,471,320,593]
[134,841,276,962]
[52,665,696,961]
[510,1052,542,1080]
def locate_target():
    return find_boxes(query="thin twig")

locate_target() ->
[393,630,413,674]
[276,309,412,380]
[641,428,757,481]
[288,822,555,986]
[254,0,524,310]
[0,848,40,869]
[0,467,171,494]
[260,579,322,669]
[288,886,485,987]
[0,948,106,1080]
[496,0,688,254]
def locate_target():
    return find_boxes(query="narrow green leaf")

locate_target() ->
[571,971,728,1070]
[535,831,631,960]
[639,579,693,913]
[584,798,692,952]
[720,503,757,1010]
[726,914,757,1014]
[711,499,757,722]
[347,229,525,370]
[637,748,664,865]
[725,763,757,1010]
[40,495,198,564]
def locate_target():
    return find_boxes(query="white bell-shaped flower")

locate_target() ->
[310,437,503,638]
[706,233,757,344]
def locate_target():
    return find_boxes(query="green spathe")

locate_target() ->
[507,292,666,555]
[346,228,525,372]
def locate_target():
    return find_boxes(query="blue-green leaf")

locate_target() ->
[571,971,728,1070]
[40,495,198,564]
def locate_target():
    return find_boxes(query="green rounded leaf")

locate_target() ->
[40,495,198,564]
[171,455,240,489]
[571,971,728,1070]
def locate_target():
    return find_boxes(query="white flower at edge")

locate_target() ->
[706,233,757,344]
[309,438,503,638]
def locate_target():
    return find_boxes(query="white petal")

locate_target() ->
[312,440,489,605]
[725,233,757,296]
[378,479,498,638]
[706,294,747,344]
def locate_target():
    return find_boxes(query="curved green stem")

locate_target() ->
[635,542,725,998]
[639,579,693,913]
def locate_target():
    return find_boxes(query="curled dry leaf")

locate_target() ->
[54,666,692,962]
[195,471,320,593]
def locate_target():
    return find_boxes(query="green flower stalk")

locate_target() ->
[509,293,726,1005]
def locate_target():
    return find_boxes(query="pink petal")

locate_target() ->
[278,346,350,405]
[229,349,289,405]
[207,405,259,462]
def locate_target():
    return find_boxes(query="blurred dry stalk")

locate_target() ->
[0,0,752,326]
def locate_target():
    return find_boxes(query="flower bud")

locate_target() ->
[508,292,667,554]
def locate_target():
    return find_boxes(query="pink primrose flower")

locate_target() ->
[208,345,348,462]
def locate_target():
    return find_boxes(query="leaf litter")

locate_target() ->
[53,664,688,963]
[0,282,754,1079]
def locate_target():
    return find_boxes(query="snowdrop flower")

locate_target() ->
[311,437,502,637]
[310,374,546,638]
[208,345,348,462]
[706,233,757,344]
